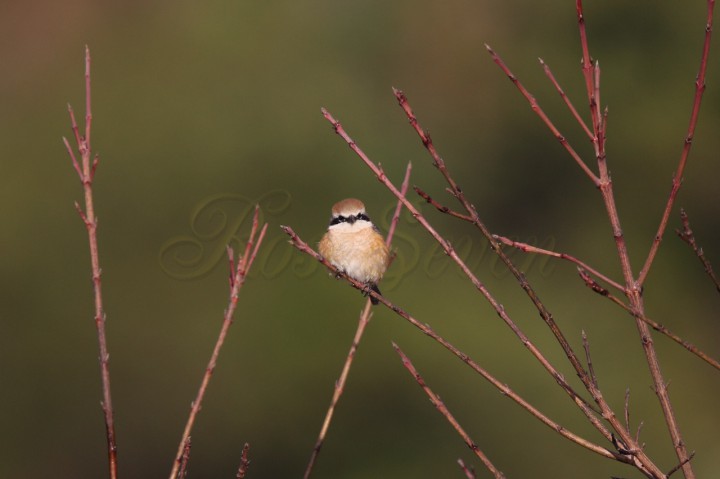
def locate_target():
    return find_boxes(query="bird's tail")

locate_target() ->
[370,283,382,305]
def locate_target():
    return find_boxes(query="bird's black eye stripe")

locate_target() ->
[329,212,371,226]
[329,215,346,226]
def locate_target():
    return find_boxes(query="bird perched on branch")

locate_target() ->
[319,198,389,305]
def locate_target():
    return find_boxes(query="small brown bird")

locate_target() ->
[318,198,389,304]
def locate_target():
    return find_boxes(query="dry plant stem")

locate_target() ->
[414,186,473,222]
[539,58,593,139]
[391,91,659,471]
[321,107,594,408]
[676,208,720,293]
[624,389,632,434]
[493,234,625,292]
[458,459,476,479]
[280,226,634,466]
[236,443,250,479]
[302,300,373,479]
[639,0,716,286]
[394,88,598,392]
[320,108,664,477]
[578,270,720,372]
[581,331,598,389]
[576,2,699,476]
[168,207,268,479]
[484,46,599,185]
[323,109,662,477]
[415,187,624,293]
[177,438,191,479]
[63,46,118,479]
[667,453,697,478]
[302,162,412,479]
[393,343,506,479]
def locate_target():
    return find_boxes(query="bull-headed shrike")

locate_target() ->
[318,198,389,304]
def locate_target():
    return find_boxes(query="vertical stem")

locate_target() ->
[576,3,700,477]
[168,208,267,479]
[303,162,413,479]
[66,46,119,479]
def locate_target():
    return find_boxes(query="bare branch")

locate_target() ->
[65,46,118,479]
[581,331,598,389]
[539,58,593,139]
[177,437,191,479]
[578,268,720,372]
[319,106,665,476]
[496,236,625,293]
[638,0,716,286]
[236,443,251,479]
[676,208,720,293]
[667,452,696,478]
[574,2,698,475]
[393,343,505,479]
[281,225,634,465]
[169,207,268,479]
[303,162,412,479]
[457,459,476,479]
[485,45,599,184]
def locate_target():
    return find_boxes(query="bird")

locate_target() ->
[318,198,389,305]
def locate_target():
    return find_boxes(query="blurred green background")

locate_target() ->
[1,0,719,477]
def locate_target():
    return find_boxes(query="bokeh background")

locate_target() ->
[1,1,719,477]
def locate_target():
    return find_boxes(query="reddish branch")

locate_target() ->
[578,269,720,372]
[494,235,624,292]
[393,343,506,479]
[676,208,720,293]
[281,225,631,465]
[457,459,477,479]
[63,46,118,479]
[177,438,191,479]
[169,207,268,479]
[638,0,716,286]
[236,443,251,479]
[485,45,599,184]
[390,91,672,475]
[303,162,412,479]
[318,106,666,476]
[482,2,714,475]
[577,3,706,476]
[539,58,593,139]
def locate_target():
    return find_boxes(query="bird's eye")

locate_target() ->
[357,213,370,222]
[329,215,347,226]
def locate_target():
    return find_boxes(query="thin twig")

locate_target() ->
[574,2,700,475]
[393,343,506,479]
[319,106,663,477]
[485,45,599,185]
[579,268,720,372]
[624,388,631,434]
[390,92,667,477]
[414,186,473,222]
[281,225,636,466]
[303,162,412,479]
[169,207,268,479]
[667,452,696,478]
[676,208,720,293]
[494,235,625,292]
[64,46,119,479]
[638,0,716,286]
[236,443,251,479]
[457,459,476,479]
[581,331,598,389]
[539,58,593,139]
[177,437,191,479]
